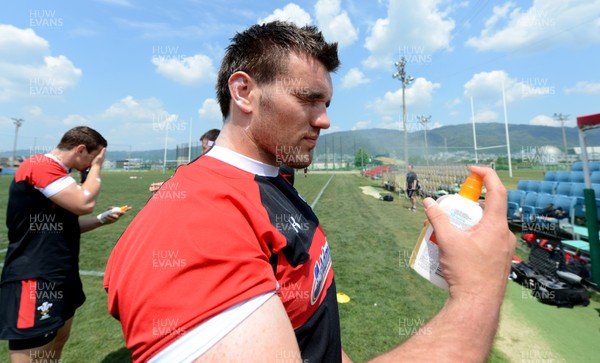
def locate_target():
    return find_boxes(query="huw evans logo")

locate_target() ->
[311,241,331,305]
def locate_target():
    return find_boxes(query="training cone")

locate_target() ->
[336,292,351,304]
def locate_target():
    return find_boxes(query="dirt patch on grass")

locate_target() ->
[360,186,382,199]
[494,298,565,362]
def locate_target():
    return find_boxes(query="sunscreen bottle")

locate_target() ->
[409,172,483,289]
[97,205,131,224]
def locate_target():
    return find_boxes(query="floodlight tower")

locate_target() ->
[11,118,24,167]
[393,57,414,166]
[418,115,431,166]
[553,113,570,156]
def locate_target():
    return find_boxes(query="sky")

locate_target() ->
[1,0,599,153]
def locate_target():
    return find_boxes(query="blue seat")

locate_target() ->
[570,183,586,217]
[569,171,584,183]
[526,180,541,193]
[590,161,600,172]
[591,171,600,184]
[555,171,570,182]
[539,181,558,194]
[517,180,529,191]
[555,182,573,196]
[533,193,555,215]
[571,161,583,171]
[520,192,539,224]
[543,171,557,181]
[570,183,585,198]
[551,194,576,219]
[507,190,526,220]
[593,184,600,198]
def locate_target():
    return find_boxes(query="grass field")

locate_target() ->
[0,168,598,362]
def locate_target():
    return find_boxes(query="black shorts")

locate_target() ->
[407,189,417,198]
[0,277,85,348]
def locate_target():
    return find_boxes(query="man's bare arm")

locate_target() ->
[371,166,515,362]
[195,166,514,362]
[50,148,106,215]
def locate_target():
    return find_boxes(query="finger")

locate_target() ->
[423,198,458,244]
[469,166,507,222]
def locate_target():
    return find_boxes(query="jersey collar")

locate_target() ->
[206,146,279,177]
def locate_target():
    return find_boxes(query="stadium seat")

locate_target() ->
[593,184,600,198]
[569,183,586,218]
[571,161,583,171]
[520,192,539,224]
[533,193,554,216]
[539,181,558,194]
[507,190,526,221]
[570,183,586,198]
[517,179,529,191]
[526,180,541,193]
[568,171,584,183]
[551,194,576,220]
[555,171,570,182]
[555,182,573,196]
[590,161,600,172]
[591,171,600,184]
[543,171,556,181]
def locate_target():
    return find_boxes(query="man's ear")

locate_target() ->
[75,144,87,155]
[228,72,253,114]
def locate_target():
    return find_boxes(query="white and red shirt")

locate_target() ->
[104,146,341,362]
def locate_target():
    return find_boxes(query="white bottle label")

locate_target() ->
[410,195,482,289]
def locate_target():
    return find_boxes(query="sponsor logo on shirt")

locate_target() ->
[311,241,331,305]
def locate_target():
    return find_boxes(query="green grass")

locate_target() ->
[0,169,597,362]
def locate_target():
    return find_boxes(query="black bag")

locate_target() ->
[540,204,566,219]
[510,239,590,308]
[381,194,394,202]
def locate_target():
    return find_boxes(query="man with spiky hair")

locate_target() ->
[1,126,127,363]
[105,22,515,363]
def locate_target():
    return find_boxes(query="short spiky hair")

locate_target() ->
[216,21,340,119]
[57,126,107,151]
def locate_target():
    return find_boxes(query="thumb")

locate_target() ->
[423,198,457,245]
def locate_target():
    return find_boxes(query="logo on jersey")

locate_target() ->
[37,301,53,320]
[311,241,331,305]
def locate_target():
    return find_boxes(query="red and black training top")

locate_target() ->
[104,147,341,362]
[2,154,80,284]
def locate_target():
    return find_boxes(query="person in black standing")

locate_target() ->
[406,165,418,212]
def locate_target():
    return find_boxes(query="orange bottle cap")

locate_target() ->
[458,172,483,201]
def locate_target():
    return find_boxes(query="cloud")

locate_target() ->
[96,0,134,7]
[314,0,358,47]
[529,114,576,127]
[473,109,499,123]
[363,0,455,69]
[464,70,556,104]
[466,0,600,52]
[0,25,82,101]
[529,114,558,126]
[63,114,90,125]
[152,54,216,86]
[352,120,371,130]
[564,81,600,95]
[370,77,441,117]
[197,98,223,127]
[341,68,369,89]
[258,3,312,26]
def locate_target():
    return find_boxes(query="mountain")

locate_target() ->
[314,123,600,160]
[2,123,599,163]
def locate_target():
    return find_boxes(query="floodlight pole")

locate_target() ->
[553,113,570,157]
[393,57,414,167]
[11,118,24,167]
[418,115,431,166]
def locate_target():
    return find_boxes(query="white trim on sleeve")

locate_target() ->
[148,291,276,363]
[37,175,76,198]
